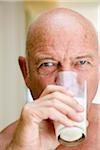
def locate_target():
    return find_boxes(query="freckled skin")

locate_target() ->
[0,8,100,150]
[23,9,99,149]
[26,8,98,107]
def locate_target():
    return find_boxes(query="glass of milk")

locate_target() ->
[54,71,87,147]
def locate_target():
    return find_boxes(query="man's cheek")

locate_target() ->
[30,76,48,99]
[87,78,98,102]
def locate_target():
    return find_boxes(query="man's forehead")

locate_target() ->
[26,8,98,54]
[29,8,94,30]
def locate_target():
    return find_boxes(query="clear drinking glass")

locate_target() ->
[54,71,87,147]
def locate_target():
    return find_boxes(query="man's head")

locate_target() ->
[19,8,99,110]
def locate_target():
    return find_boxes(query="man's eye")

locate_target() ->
[39,62,55,68]
[37,61,58,75]
[74,59,91,70]
[79,60,87,65]
[75,60,88,66]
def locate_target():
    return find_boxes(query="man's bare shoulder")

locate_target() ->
[0,120,18,150]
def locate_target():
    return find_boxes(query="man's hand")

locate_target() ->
[7,85,84,150]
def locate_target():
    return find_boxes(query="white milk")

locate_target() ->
[54,71,87,147]
[54,97,87,147]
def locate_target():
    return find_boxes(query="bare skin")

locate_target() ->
[0,8,100,150]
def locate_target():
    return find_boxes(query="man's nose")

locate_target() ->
[58,62,74,72]
[55,63,75,84]
[55,70,77,87]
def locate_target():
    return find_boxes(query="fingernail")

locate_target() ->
[77,114,84,121]
[77,105,84,112]
[65,121,74,127]
[67,90,74,96]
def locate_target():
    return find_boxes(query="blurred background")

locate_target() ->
[0,0,100,130]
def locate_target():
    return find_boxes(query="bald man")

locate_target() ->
[0,8,100,150]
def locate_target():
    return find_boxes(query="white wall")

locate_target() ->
[58,2,98,31]
[0,2,100,131]
[0,2,26,130]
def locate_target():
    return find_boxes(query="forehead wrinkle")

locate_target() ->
[26,8,98,57]
[29,48,58,61]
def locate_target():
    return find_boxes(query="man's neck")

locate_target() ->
[88,103,100,125]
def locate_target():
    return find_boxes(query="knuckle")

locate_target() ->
[46,100,52,107]
[21,103,32,117]
[52,98,57,106]
[51,91,59,98]
[46,85,52,91]
[48,108,55,119]
[46,99,57,107]
[22,103,30,112]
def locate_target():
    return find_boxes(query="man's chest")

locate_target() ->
[56,144,100,150]
[56,139,100,150]
[56,124,100,150]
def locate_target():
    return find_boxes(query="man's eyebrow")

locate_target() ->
[75,55,94,61]
[35,56,56,63]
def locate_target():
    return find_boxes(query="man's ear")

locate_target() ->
[99,65,100,81]
[98,49,100,80]
[18,56,30,88]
